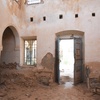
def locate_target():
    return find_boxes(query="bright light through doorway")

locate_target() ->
[59,39,74,84]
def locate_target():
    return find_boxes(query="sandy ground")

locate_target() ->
[0,82,100,100]
[0,65,100,100]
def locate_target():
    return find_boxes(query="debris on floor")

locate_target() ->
[0,63,100,100]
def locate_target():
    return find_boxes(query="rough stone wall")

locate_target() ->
[0,63,54,86]
[85,62,100,78]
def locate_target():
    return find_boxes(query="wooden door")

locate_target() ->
[74,38,83,85]
[55,38,60,84]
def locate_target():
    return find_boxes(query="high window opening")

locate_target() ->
[27,0,41,4]
[59,39,74,86]
[24,40,37,66]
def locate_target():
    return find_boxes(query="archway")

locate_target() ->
[1,26,20,64]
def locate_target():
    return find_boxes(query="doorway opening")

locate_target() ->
[55,37,83,87]
[59,39,74,86]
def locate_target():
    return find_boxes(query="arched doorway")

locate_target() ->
[1,26,20,64]
[55,30,84,86]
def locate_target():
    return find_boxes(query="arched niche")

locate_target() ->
[1,26,20,64]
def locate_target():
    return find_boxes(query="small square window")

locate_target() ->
[59,14,63,19]
[92,13,95,17]
[30,17,33,22]
[43,16,46,21]
[75,14,78,18]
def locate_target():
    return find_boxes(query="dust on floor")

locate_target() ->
[0,82,100,100]
[0,64,100,100]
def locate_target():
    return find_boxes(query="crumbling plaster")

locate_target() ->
[25,0,100,65]
[0,0,100,66]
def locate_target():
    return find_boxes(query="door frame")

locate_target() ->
[55,30,84,84]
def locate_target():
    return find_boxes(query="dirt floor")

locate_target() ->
[0,64,100,100]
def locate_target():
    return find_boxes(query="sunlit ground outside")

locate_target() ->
[59,39,74,86]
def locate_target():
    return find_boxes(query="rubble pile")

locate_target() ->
[86,62,100,78]
[85,62,100,94]
[0,63,54,88]
[0,62,17,69]
[0,63,100,100]
[34,69,53,85]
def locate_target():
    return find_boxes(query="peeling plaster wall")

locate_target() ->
[0,0,26,64]
[25,0,100,65]
[0,0,100,67]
